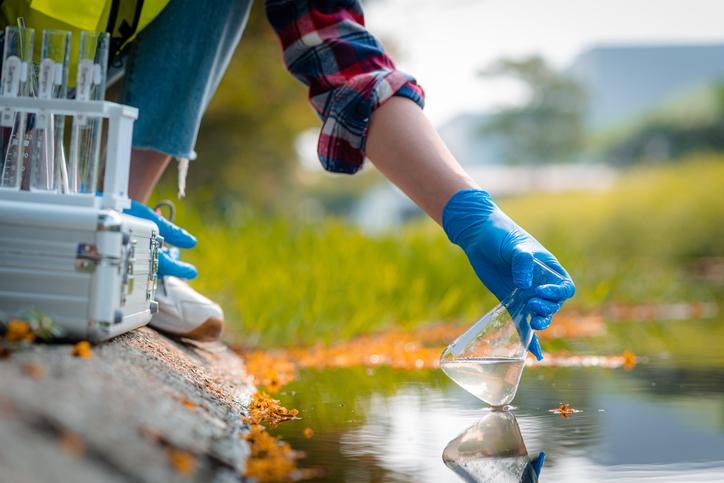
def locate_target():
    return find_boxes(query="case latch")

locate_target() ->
[120,239,136,305]
[147,232,162,301]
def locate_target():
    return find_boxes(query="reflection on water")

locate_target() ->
[273,322,724,482]
[443,410,543,483]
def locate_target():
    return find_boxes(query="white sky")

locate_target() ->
[364,0,724,126]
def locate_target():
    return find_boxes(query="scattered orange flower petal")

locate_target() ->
[167,447,196,476]
[58,430,85,456]
[549,403,581,417]
[244,354,296,390]
[239,320,639,403]
[239,395,320,481]
[528,351,640,369]
[72,341,92,359]
[139,426,199,477]
[243,391,299,427]
[5,320,32,343]
[303,427,314,439]
[264,374,283,393]
[622,350,637,371]
[244,424,300,482]
[21,362,45,379]
[177,396,196,411]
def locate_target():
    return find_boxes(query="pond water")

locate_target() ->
[272,321,724,482]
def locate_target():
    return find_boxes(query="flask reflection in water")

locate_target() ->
[442,410,542,483]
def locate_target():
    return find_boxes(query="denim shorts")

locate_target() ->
[120,0,252,160]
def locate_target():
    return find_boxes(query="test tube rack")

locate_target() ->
[0,96,137,209]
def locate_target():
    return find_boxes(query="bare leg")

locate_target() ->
[128,148,171,203]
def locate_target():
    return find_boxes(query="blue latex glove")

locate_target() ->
[158,247,198,280]
[442,189,576,360]
[124,200,198,279]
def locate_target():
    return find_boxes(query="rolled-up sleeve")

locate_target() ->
[266,0,425,174]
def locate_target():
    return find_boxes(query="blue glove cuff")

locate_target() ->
[442,189,497,248]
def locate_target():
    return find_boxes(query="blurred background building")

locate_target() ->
[355,40,724,230]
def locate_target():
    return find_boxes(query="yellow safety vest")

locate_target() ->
[1,0,169,83]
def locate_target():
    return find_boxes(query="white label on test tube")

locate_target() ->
[75,59,95,126]
[38,59,55,99]
[76,59,94,101]
[2,55,21,96]
[92,64,102,86]
[1,56,21,127]
[36,58,57,128]
[54,62,63,85]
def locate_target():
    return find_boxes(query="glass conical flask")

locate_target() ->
[442,411,544,483]
[441,260,564,407]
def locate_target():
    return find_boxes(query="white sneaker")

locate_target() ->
[150,276,224,341]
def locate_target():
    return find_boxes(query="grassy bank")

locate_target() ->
[168,155,724,347]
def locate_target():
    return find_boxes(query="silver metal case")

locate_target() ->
[0,193,161,341]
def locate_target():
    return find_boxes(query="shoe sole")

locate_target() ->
[180,317,224,342]
[152,317,224,342]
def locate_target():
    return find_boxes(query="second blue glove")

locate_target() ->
[125,200,198,280]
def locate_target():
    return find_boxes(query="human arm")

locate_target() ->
[266,0,575,358]
[366,97,477,223]
[366,98,576,360]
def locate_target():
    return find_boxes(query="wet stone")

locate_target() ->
[0,327,255,482]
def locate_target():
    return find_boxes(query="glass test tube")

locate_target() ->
[0,26,34,189]
[29,29,71,191]
[68,31,108,193]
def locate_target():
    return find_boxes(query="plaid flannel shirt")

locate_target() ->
[265,0,425,174]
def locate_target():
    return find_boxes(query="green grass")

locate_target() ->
[167,155,724,348]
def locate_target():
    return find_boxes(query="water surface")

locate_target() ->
[273,321,724,482]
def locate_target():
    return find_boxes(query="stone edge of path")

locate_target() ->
[0,327,255,483]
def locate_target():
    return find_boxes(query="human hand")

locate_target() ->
[124,200,198,279]
[442,189,575,360]
[157,247,198,280]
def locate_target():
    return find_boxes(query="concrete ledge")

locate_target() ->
[0,327,254,482]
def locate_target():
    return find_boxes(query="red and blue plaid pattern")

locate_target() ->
[266,0,425,174]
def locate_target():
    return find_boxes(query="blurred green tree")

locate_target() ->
[603,83,724,166]
[479,55,587,165]
[166,4,318,215]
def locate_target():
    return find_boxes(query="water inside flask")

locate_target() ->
[441,259,565,407]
